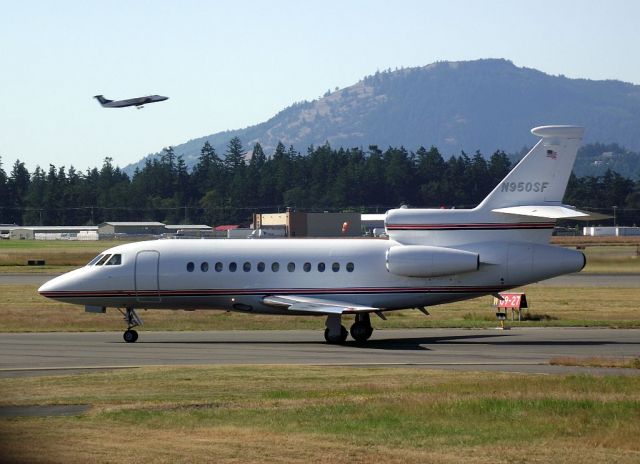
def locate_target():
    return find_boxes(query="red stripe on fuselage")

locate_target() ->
[40,285,505,299]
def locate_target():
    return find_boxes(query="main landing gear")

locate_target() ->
[350,313,374,343]
[118,307,143,343]
[324,313,374,344]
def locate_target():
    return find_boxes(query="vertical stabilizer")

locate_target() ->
[93,95,113,106]
[476,125,584,211]
[385,125,585,246]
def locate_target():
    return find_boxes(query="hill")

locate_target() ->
[125,59,640,175]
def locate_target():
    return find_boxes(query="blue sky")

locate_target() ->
[1,0,639,172]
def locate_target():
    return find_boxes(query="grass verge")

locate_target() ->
[2,284,640,332]
[1,366,639,463]
[550,357,640,369]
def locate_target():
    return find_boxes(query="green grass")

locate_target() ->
[1,366,639,463]
[0,239,137,267]
[0,240,121,250]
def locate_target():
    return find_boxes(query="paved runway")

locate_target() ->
[1,328,638,377]
[2,272,639,287]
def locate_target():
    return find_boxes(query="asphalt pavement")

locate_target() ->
[1,328,638,378]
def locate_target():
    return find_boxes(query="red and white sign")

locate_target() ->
[494,293,524,309]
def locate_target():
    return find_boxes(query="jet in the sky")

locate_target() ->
[39,125,590,344]
[94,94,168,109]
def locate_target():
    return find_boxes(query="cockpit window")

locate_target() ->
[105,254,122,266]
[87,254,104,266]
[95,254,112,266]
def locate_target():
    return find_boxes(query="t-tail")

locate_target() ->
[385,125,587,247]
[93,95,113,106]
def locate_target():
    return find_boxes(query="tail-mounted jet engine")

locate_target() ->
[386,245,479,278]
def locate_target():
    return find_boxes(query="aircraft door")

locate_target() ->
[135,250,160,303]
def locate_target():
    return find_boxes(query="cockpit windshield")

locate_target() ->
[87,254,104,266]
[105,254,122,266]
[87,253,123,266]
[96,254,111,266]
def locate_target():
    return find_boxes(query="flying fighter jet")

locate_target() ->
[94,94,168,109]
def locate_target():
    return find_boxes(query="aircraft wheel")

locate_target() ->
[123,329,138,343]
[350,322,373,343]
[324,325,348,344]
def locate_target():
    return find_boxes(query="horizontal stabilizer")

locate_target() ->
[492,205,609,221]
[263,295,378,315]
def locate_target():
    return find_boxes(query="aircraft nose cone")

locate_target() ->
[38,268,86,299]
[38,275,64,297]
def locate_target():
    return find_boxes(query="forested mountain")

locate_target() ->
[126,58,640,174]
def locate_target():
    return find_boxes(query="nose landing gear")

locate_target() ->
[118,307,143,343]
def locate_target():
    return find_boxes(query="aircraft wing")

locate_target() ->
[492,205,610,221]
[262,295,379,315]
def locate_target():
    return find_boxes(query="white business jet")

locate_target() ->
[39,125,589,344]
[94,94,168,109]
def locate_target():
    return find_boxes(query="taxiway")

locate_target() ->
[1,328,638,377]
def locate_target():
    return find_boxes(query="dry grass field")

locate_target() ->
[1,365,640,463]
[0,240,128,268]
[1,283,640,332]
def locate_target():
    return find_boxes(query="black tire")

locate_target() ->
[324,325,348,344]
[350,323,373,343]
[123,329,138,343]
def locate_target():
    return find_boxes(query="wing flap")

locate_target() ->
[263,295,378,315]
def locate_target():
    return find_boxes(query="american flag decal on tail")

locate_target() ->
[546,149,558,159]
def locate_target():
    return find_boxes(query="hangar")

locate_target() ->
[9,226,99,240]
[98,222,166,237]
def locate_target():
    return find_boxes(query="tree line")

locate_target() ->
[1,137,639,227]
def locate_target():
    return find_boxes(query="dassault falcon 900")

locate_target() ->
[94,94,168,109]
[39,126,590,344]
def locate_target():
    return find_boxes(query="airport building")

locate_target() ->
[164,224,213,238]
[0,224,19,239]
[98,222,166,237]
[253,211,362,237]
[9,226,99,240]
[583,226,640,237]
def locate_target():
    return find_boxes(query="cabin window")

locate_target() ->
[332,262,340,272]
[303,262,311,272]
[287,262,295,272]
[105,254,122,266]
[186,262,195,272]
[317,262,325,272]
[229,262,237,272]
[87,254,103,266]
[257,262,265,272]
[201,262,209,272]
[243,262,251,272]
[96,254,111,266]
[271,262,280,272]
[346,262,354,272]
[215,262,223,272]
